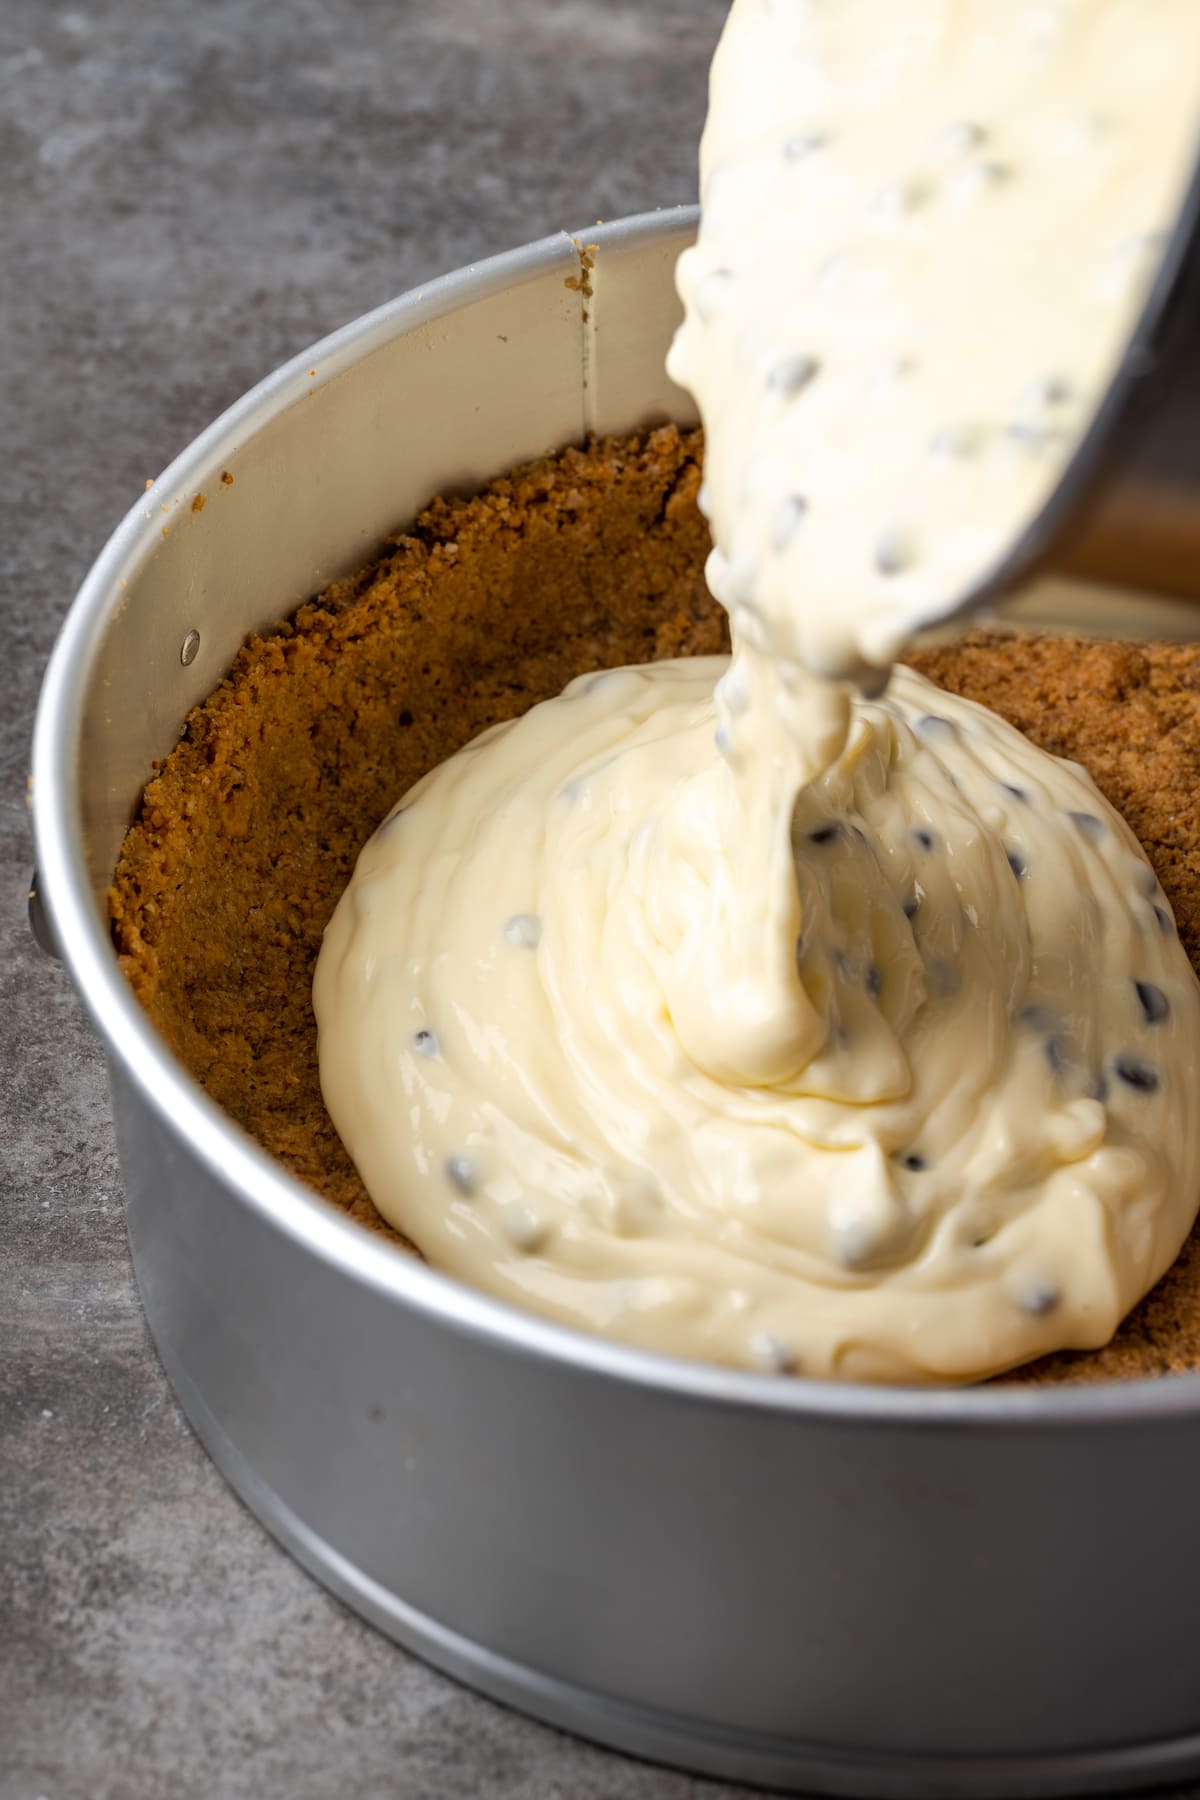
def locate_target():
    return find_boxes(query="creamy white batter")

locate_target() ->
[314,0,1200,1381]
[316,661,1200,1381]
[672,0,1200,679]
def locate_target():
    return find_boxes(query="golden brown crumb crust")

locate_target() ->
[110,425,1200,1385]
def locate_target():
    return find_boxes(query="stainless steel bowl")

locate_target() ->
[31,208,1200,1799]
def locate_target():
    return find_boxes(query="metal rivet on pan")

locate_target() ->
[180,629,201,667]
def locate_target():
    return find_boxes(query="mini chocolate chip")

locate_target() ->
[767,353,820,397]
[1025,374,1073,408]
[1135,980,1170,1025]
[398,708,414,727]
[1154,903,1175,935]
[875,527,917,576]
[808,822,844,845]
[865,964,882,998]
[902,893,921,919]
[1113,1054,1160,1094]
[412,1028,439,1057]
[1043,1036,1067,1078]
[911,827,936,852]
[1068,810,1105,840]
[771,493,808,550]
[446,1154,477,1194]
[1019,1281,1060,1317]
[898,1151,926,1172]
[1005,846,1028,879]
[504,913,542,950]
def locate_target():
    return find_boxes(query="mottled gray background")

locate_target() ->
[2,3,742,1796]
[3,4,1195,1799]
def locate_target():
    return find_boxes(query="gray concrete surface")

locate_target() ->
[5,4,1200,1799]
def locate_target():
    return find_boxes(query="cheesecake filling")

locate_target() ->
[314,0,1200,1381]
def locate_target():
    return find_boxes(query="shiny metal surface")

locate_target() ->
[31,209,1200,1796]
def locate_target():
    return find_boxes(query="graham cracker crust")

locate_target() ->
[109,425,1200,1385]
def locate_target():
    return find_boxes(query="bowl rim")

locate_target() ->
[32,205,1200,1431]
